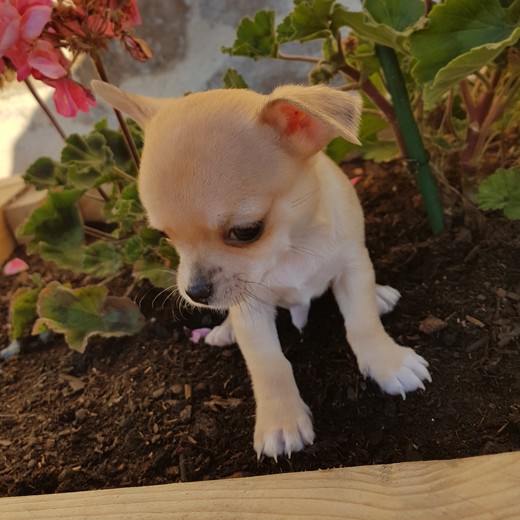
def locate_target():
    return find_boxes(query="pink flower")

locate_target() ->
[19,3,52,40]
[0,0,52,80]
[28,38,67,78]
[2,257,29,276]
[0,2,20,56]
[51,76,96,117]
[189,328,212,344]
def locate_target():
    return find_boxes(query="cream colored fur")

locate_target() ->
[92,80,431,460]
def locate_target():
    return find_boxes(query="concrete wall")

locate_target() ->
[0,0,360,179]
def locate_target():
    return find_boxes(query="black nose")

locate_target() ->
[185,281,213,305]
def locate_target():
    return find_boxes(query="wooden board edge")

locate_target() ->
[0,451,519,519]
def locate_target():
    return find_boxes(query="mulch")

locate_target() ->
[1,159,519,496]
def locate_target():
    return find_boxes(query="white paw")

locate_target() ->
[357,341,431,399]
[376,285,401,316]
[205,322,235,347]
[254,399,315,460]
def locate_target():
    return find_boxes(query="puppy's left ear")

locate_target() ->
[90,80,165,128]
[260,84,362,158]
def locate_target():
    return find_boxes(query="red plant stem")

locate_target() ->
[459,79,478,123]
[460,68,505,169]
[24,77,67,141]
[91,51,141,170]
[339,63,407,157]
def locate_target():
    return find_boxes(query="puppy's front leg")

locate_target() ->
[229,305,314,459]
[333,246,431,398]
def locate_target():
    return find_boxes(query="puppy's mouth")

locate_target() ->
[181,273,264,311]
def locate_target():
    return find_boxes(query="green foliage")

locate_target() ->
[9,275,45,340]
[33,282,145,353]
[222,0,520,214]
[222,69,249,89]
[222,10,277,59]
[17,189,86,271]
[410,0,520,102]
[12,120,178,352]
[477,168,520,220]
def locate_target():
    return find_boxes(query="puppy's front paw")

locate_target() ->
[358,340,431,399]
[254,399,314,460]
[205,322,235,347]
[376,284,401,316]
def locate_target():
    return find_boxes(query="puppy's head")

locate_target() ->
[92,81,361,309]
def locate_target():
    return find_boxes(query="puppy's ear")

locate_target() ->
[260,84,362,158]
[90,80,165,128]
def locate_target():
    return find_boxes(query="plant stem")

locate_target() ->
[112,165,137,183]
[24,78,67,140]
[91,51,141,171]
[84,225,117,241]
[375,44,444,233]
[277,52,319,63]
[339,63,407,158]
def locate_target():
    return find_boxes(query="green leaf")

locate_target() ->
[9,286,41,340]
[34,282,145,353]
[17,189,86,270]
[96,128,134,175]
[222,69,249,89]
[277,0,337,43]
[364,0,424,33]
[326,112,394,163]
[476,168,520,220]
[133,258,177,290]
[61,132,116,189]
[410,0,520,100]
[106,183,145,236]
[339,1,421,53]
[23,157,66,190]
[222,10,278,59]
[83,241,123,277]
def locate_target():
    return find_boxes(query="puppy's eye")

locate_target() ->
[228,221,264,244]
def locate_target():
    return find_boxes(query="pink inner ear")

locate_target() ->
[262,100,334,157]
[280,104,312,136]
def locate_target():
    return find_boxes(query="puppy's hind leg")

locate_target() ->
[376,284,401,316]
[205,314,236,347]
[333,246,431,398]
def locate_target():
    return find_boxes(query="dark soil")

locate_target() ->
[1,160,519,497]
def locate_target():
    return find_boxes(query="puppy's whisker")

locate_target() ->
[289,245,321,258]
[152,283,178,309]
[291,189,318,208]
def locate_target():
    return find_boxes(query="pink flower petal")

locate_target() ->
[350,176,362,186]
[53,77,96,117]
[20,4,51,41]
[3,257,29,276]
[189,328,212,344]
[28,38,67,78]
[0,3,21,55]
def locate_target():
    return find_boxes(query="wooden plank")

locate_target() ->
[0,175,27,265]
[1,452,519,519]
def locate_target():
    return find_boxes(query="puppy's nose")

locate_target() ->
[185,281,213,305]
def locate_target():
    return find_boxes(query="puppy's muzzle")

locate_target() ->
[185,277,213,306]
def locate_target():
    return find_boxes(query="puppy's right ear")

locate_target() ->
[90,80,164,128]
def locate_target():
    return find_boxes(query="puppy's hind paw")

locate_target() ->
[204,321,235,347]
[376,285,401,316]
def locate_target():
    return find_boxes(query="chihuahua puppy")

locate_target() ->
[92,80,431,459]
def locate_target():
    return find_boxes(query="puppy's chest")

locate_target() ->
[263,251,339,308]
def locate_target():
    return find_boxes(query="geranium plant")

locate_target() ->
[223,0,520,224]
[2,0,176,353]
